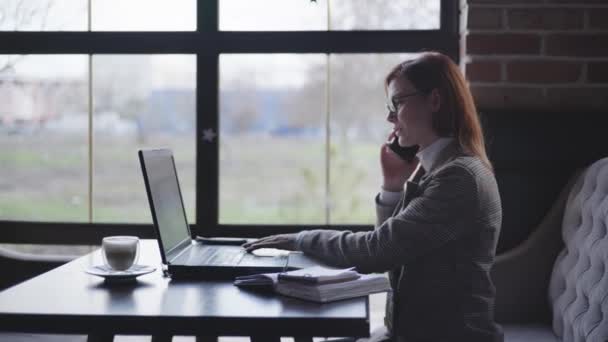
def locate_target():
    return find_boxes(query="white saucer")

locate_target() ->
[85,264,156,282]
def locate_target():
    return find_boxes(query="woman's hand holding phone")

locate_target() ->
[381,132,419,192]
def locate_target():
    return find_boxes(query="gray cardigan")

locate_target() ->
[296,141,504,342]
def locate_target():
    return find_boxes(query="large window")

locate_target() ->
[0,0,458,245]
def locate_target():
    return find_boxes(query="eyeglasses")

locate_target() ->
[386,91,421,116]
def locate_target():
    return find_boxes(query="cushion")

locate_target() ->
[548,157,608,342]
[502,324,558,342]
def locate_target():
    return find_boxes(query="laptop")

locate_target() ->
[138,148,320,279]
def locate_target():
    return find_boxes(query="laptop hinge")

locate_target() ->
[166,238,193,264]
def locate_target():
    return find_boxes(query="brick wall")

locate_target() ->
[461,0,608,110]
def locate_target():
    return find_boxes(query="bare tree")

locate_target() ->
[0,0,56,74]
[331,0,438,30]
[221,80,263,134]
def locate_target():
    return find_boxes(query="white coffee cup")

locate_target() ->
[102,236,140,271]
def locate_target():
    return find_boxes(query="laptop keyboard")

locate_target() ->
[174,244,289,267]
[194,246,246,266]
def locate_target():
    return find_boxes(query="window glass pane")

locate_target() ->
[220,0,328,31]
[220,0,440,31]
[92,55,196,223]
[92,0,196,31]
[329,53,418,224]
[330,0,440,30]
[0,55,88,222]
[0,0,87,31]
[219,54,327,224]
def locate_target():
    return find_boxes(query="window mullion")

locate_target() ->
[325,54,331,226]
[326,0,333,224]
[87,54,93,224]
[198,0,218,33]
[87,0,93,223]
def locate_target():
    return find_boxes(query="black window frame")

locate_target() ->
[0,0,459,245]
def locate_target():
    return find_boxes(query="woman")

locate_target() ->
[243,52,503,342]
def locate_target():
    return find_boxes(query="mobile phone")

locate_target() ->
[388,136,419,163]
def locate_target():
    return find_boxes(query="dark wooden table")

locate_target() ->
[0,240,370,342]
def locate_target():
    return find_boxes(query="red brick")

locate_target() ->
[546,34,608,57]
[466,60,502,82]
[546,87,608,110]
[589,9,608,30]
[467,33,541,55]
[588,62,608,83]
[468,0,541,3]
[470,85,546,110]
[507,61,582,83]
[468,8,503,30]
[545,0,608,3]
[508,8,583,30]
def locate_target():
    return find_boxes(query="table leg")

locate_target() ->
[151,335,173,342]
[195,336,218,342]
[87,334,114,342]
[294,337,313,342]
[250,336,280,342]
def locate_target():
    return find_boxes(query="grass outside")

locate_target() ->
[2,133,384,226]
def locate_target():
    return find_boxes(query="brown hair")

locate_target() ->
[385,52,493,172]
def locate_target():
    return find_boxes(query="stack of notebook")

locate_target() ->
[234,266,391,303]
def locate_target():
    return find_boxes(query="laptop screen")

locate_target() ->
[139,149,190,257]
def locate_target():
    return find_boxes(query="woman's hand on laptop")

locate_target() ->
[242,234,298,253]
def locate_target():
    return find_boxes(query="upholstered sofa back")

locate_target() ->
[548,157,608,342]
